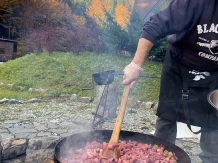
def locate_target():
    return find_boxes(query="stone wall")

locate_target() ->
[0,137,60,163]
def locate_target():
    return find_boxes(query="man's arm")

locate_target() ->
[122,38,154,88]
[142,0,197,43]
[132,38,154,67]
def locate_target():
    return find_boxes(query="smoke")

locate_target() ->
[56,130,111,161]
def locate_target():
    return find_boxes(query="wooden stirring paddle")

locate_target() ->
[99,85,130,159]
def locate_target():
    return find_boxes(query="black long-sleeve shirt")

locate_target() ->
[141,0,218,71]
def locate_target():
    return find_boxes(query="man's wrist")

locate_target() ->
[130,62,143,71]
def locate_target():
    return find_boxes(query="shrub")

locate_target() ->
[23,26,57,55]
[98,10,144,56]
[149,38,168,62]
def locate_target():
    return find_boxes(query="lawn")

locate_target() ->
[0,52,163,102]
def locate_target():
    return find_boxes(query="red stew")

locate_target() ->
[59,141,178,163]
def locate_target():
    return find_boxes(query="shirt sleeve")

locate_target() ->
[141,0,198,43]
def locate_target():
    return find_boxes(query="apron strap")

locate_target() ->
[182,82,202,134]
[180,63,217,134]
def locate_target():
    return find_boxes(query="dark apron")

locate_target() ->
[156,50,218,132]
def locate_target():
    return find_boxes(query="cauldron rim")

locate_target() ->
[92,70,115,85]
[92,70,115,75]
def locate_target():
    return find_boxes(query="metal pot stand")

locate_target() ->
[82,69,117,127]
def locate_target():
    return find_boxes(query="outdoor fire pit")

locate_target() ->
[54,130,191,163]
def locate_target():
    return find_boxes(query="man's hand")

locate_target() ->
[122,63,142,88]
[122,38,154,88]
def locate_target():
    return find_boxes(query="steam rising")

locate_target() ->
[56,130,111,161]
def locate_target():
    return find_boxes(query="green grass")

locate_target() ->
[0,52,163,102]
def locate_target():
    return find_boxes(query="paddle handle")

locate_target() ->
[109,85,130,143]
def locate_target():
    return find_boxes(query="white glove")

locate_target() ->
[122,62,142,88]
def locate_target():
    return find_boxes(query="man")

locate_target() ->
[122,0,218,163]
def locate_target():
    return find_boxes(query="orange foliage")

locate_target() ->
[115,5,130,31]
[86,0,105,20]
[103,1,110,11]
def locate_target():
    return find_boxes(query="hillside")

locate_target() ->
[0,52,162,102]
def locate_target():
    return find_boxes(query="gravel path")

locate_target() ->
[0,99,202,163]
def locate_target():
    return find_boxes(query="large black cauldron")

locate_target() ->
[54,130,191,163]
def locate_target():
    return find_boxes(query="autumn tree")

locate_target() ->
[86,0,111,26]
[18,0,101,55]
[24,25,57,55]
[15,0,73,31]
[0,0,19,39]
[98,11,129,52]
[86,0,104,25]
[99,6,144,55]
[58,14,101,54]
[0,0,139,55]
[115,5,130,31]
[11,0,74,55]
